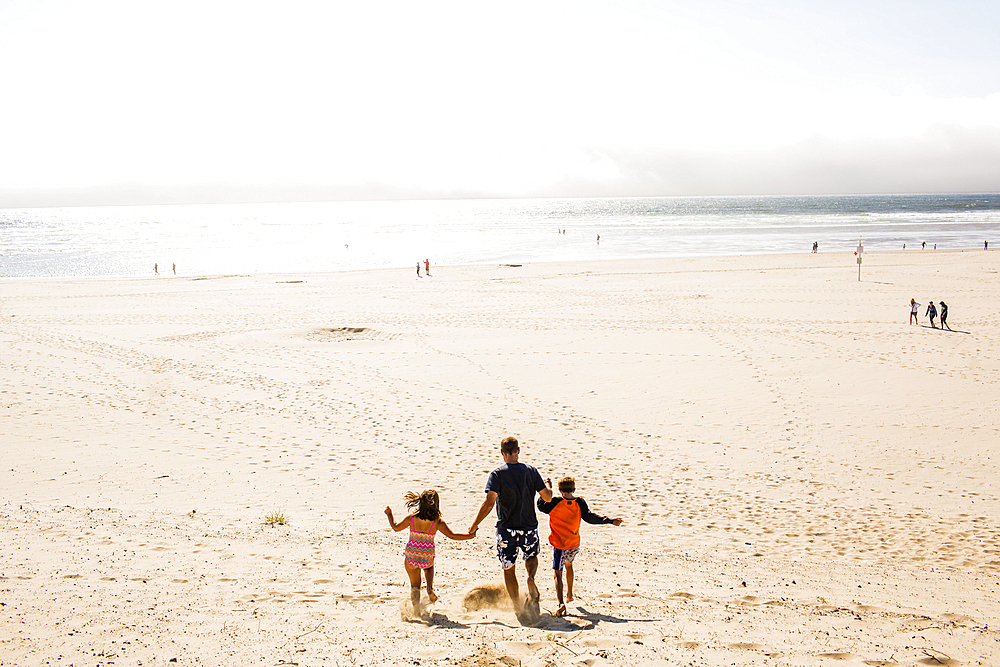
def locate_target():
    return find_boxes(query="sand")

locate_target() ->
[2,249,999,666]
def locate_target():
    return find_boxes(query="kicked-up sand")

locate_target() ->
[1,250,999,666]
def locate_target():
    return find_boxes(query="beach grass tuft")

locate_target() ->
[264,510,287,526]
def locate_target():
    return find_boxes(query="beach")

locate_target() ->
[2,250,998,666]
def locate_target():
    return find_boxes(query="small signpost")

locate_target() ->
[854,238,863,281]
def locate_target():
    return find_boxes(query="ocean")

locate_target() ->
[1,194,998,277]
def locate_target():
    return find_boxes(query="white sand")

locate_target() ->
[2,250,998,666]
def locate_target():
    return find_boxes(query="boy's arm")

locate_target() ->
[537,496,560,514]
[437,519,476,540]
[577,498,622,525]
[536,477,558,513]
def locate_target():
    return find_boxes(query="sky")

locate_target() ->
[1,0,999,206]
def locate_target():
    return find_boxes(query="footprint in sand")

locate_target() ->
[728,642,764,651]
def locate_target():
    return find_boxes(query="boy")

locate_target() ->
[537,476,622,617]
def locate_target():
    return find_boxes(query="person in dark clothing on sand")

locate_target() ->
[939,301,951,331]
[469,436,554,624]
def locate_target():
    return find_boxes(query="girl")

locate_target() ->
[385,489,476,615]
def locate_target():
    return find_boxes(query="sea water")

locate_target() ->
[1,194,998,277]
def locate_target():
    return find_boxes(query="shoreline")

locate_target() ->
[2,249,998,665]
[2,245,994,282]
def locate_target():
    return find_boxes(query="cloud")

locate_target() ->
[2,1,1000,204]
[536,124,1000,197]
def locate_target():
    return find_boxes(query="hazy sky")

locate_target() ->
[2,0,999,205]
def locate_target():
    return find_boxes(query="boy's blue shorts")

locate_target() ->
[552,547,580,571]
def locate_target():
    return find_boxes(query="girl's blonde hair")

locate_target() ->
[404,489,441,521]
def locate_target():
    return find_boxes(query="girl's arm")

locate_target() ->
[384,507,412,532]
[436,519,477,541]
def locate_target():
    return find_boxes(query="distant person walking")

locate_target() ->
[416,262,422,278]
[154,263,158,275]
[596,234,600,245]
[939,301,951,331]
[909,299,920,325]
[424,259,431,276]
[925,300,938,328]
[922,241,926,249]
[812,241,818,253]
[172,262,176,275]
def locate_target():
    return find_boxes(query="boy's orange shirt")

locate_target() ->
[547,498,583,549]
[539,494,615,550]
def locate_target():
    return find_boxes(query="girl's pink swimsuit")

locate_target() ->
[405,517,437,569]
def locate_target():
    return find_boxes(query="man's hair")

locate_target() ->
[558,476,576,493]
[500,436,519,454]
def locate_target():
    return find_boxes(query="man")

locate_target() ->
[470,436,553,623]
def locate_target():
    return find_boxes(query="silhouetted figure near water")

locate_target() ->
[154,263,158,275]
[172,263,176,275]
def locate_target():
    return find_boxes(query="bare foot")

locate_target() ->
[555,604,567,617]
[517,596,541,626]
[527,579,540,603]
[566,594,574,603]
[427,589,439,604]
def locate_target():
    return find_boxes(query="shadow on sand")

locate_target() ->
[529,605,655,631]
[920,325,970,334]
